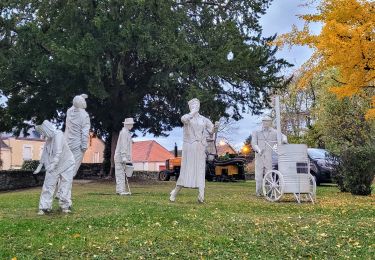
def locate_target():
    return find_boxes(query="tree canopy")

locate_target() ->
[0,0,290,139]
[274,0,375,119]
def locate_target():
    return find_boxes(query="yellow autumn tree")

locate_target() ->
[274,0,375,119]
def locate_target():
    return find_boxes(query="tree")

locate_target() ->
[280,68,375,151]
[0,0,290,174]
[278,73,318,144]
[274,0,375,119]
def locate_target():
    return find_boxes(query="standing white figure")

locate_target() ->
[251,116,287,196]
[114,118,134,195]
[56,94,90,206]
[170,98,219,203]
[64,94,90,176]
[33,120,75,215]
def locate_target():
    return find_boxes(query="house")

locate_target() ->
[0,139,11,170]
[132,140,173,172]
[1,136,45,169]
[82,133,105,164]
[216,142,237,156]
[0,132,105,170]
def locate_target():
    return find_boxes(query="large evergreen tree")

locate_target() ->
[0,0,290,173]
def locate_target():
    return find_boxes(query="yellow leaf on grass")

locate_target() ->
[73,233,81,238]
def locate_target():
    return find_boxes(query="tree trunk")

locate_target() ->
[109,131,119,179]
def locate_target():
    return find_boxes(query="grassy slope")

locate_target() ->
[0,181,374,259]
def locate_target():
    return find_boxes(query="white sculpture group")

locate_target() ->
[33,96,285,215]
[34,94,91,215]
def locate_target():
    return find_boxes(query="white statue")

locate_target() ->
[251,116,287,196]
[34,120,75,215]
[114,118,134,195]
[56,94,90,206]
[170,98,219,203]
[64,94,90,176]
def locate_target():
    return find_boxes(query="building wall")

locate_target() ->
[3,138,45,169]
[0,148,11,170]
[2,135,104,169]
[82,136,105,163]
[133,161,165,172]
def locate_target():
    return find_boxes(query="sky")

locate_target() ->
[134,0,321,151]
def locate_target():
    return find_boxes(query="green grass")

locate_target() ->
[0,181,374,259]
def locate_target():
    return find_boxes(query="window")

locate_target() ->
[296,162,308,174]
[93,152,100,163]
[23,145,33,160]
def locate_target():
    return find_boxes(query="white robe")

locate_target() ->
[176,114,214,189]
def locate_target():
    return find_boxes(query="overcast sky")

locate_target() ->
[134,0,321,151]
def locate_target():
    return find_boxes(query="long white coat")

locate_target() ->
[114,127,132,194]
[64,105,90,176]
[114,127,132,164]
[251,128,287,181]
[176,113,214,189]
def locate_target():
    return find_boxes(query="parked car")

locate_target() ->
[272,147,337,185]
[307,148,337,185]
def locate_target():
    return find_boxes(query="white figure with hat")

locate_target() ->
[251,116,287,196]
[170,98,219,203]
[114,118,134,195]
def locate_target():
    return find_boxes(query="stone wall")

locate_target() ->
[0,170,46,191]
[0,167,161,191]
[75,163,103,179]
[0,167,253,191]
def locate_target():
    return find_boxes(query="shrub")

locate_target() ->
[334,145,375,196]
[21,160,40,171]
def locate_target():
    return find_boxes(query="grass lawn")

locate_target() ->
[0,180,374,259]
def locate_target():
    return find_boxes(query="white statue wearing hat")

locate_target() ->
[251,116,287,196]
[170,98,219,203]
[56,94,90,206]
[33,120,75,215]
[114,118,134,195]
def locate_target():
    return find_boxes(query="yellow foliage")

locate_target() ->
[274,0,375,119]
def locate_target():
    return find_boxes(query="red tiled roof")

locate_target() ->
[216,143,237,155]
[132,140,173,162]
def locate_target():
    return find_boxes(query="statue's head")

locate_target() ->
[35,120,56,138]
[261,116,272,130]
[73,94,88,109]
[188,98,200,113]
[123,117,134,130]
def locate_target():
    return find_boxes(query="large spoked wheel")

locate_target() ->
[308,173,317,203]
[263,170,284,202]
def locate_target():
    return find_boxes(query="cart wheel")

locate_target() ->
[308,173,317,203]
[263,170,284,202]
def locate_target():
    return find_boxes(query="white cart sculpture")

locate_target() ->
[262,144,316,203]
[262,96,316,203]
